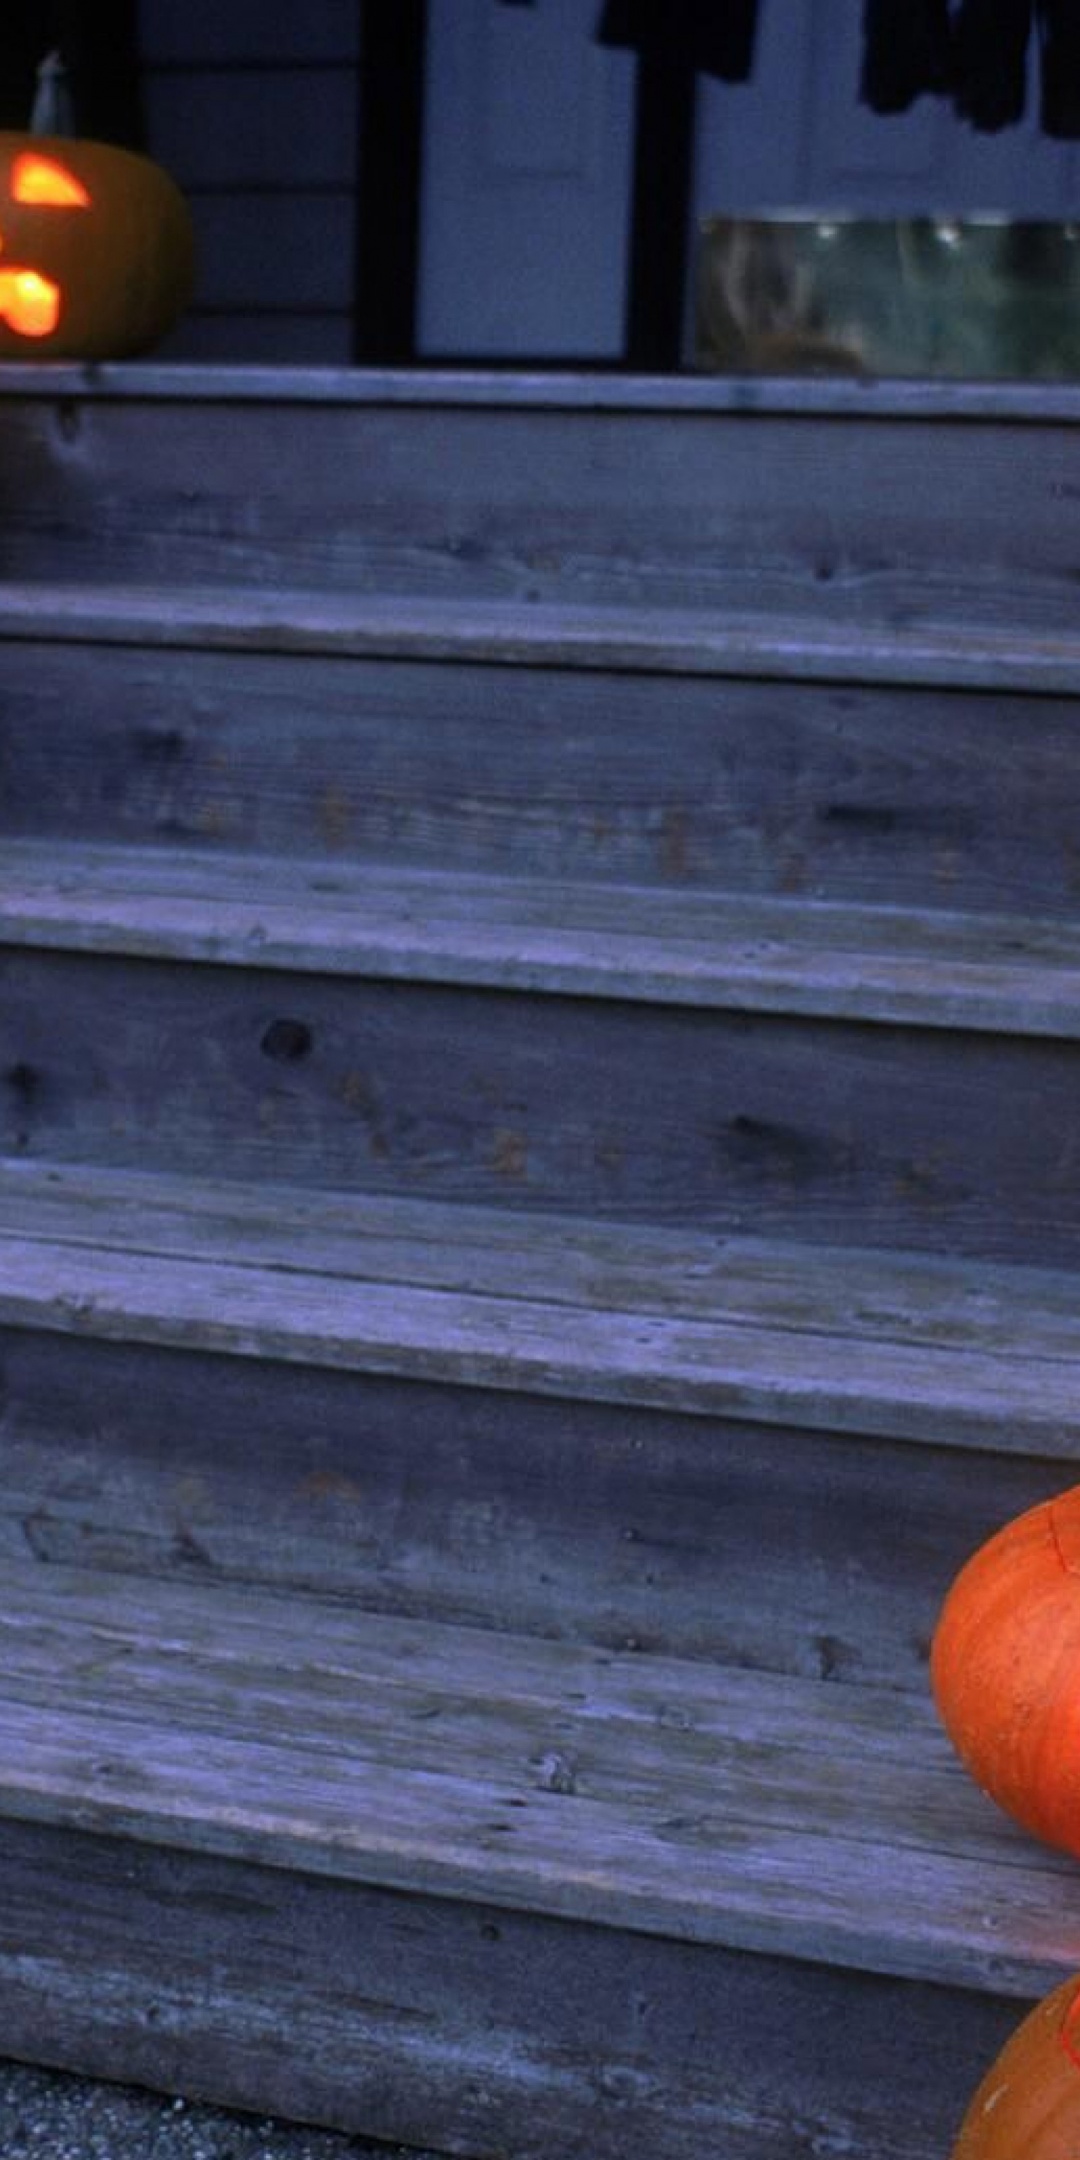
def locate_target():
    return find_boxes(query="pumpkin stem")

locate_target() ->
[30,50,76,138]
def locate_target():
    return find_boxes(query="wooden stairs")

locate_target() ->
[3,363,1080,2157]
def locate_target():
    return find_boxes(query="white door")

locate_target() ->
[418,0,637,359]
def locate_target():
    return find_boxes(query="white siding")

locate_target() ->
[138,0,361,362]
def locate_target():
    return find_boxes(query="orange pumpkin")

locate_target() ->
[931,1485,1080,1856]
[951,1972,1080,2157]
[0,131,193,358]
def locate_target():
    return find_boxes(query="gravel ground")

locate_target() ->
[0,2058,447,2160]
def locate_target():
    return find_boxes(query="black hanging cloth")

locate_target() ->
[859,0,954,113]
[594,0,758,81]
[862,0,1080,137]
[494,0,758,82]
[497,0,1080,137]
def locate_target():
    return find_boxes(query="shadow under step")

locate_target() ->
[4,837,1080,1037]
[0,1552,1073,2159]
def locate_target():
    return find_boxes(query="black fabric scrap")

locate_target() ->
[860,0,954,113]
[863,0,1080,135]
[952,0,1035,128]
[595,0,759,81]
[493,1,759,82]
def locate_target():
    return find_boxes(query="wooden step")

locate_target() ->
[4,579,1080,691]
[2,367,1079,636]
[1,1155,1070,1686]
[0,1555,1065,1994]
[7,363,1078,2158]
[5,839,1080,1264]
[10,360,1080,415]
[3,837,1080,1035]
[0,1552,1067,2157]
[6,611,1080,915]
[5,1156,1080,1459]
[0,1155,1076,1699]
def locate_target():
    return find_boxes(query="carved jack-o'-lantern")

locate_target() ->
[0,130,194,359]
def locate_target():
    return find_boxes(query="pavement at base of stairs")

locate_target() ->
[0,2058,447,2160]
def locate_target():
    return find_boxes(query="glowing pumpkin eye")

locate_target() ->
[12,153,91,208]
[0,269,61,337]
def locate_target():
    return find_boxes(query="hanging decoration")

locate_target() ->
[862,0,1080,137]
[495,0,1080,135]
[594,0,758,83]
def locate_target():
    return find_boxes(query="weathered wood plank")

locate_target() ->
[6,1217,1079,1450]
[2,837,1079,1034]
[0,1561,1065,1933]
[2,1159,1080,1456]
[0,1556,1074,1998]
[0,1814,1020,2160]
[3,363,1080,418]
[4,943,1080,1264]
[8,637,1080,915]
[0,1556,1054,1900]
[10,1156,1080,1373]
[1,387,1078,629]
[0,1551,956,1746]
[0,1299,1063,1684]
[28,1679,1044,1987]
[2,583,1080,693]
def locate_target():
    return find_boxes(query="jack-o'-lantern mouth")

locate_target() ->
[0,266,61,336]
[0,151,93,338]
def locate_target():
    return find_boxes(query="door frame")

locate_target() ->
[353,0,693,369]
